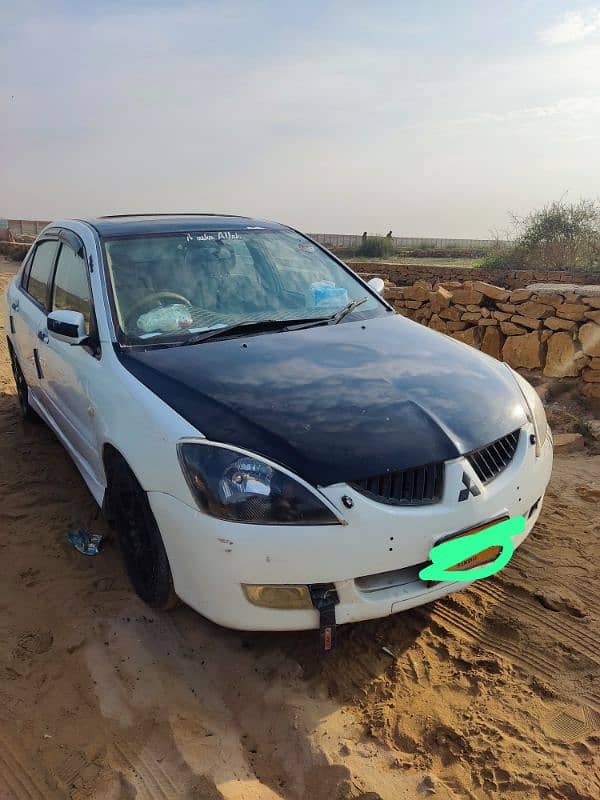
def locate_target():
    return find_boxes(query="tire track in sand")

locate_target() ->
[430,602,559,676]
[429,601,600,714]
[0,732,60,800]
[474,580,600,663]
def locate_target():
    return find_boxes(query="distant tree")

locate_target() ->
[357,236,395,258]
[483,198,600,273]
[514,198,600,271]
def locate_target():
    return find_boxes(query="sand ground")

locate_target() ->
[0,262,599,800]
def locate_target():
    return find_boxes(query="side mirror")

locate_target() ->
[47,310,88,345]
[367,277,385,295]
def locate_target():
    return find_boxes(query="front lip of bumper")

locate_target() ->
[148,426,553,631]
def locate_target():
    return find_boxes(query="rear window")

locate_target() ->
[25,240,60,309]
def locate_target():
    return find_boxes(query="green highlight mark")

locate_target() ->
[418,516,526,582]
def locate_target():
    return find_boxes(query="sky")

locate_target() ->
[2,1,600,238]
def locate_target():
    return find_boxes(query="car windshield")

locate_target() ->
[103,228,386,342]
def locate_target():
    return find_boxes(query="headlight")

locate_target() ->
[509,369,548,456]
[177,443,341,525]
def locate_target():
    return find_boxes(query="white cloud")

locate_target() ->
[452,95,600,126]
[538,10,600,45]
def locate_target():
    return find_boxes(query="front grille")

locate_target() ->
[466,429,520,484]
[350,462,444,506]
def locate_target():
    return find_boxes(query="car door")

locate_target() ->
[37,233,104,484]
[12,237,61,409]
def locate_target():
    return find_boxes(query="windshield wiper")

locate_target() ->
[135,317,329,348]
[128,300,370,348]
[331,296,368,324]
[287,296,369,331]
[156,320,293,347]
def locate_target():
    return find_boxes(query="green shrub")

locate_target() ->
[480,244,525,270]
[516,199,600,270]
[482,199,600,272]
[356,236,395,258]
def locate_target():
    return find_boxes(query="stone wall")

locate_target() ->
[385,279,600,401]
[355,262,600,290]
[0,241,29,261]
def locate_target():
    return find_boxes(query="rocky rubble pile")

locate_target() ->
[386,279,600,400]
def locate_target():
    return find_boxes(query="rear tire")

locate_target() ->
[8,344,40,423]
[107,455,178,611]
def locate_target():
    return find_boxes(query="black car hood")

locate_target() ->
[117,315,527,486]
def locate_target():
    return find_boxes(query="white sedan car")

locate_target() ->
[4,215,552,647]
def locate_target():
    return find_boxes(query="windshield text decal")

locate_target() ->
[185,232,241,242]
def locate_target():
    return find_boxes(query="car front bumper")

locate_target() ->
[148,425,552,631]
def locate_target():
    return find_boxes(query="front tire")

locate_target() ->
[107,456,178,611]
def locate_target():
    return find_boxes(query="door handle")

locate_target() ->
[37,330,49,344]
[11,300,19,311]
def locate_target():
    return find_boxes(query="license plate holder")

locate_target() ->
[435,516,508,572]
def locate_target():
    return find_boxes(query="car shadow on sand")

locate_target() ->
[214,601,434,705]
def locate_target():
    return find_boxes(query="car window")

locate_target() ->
[25,240,60,309]
[257,232,341,294]
[52,243,92,333]
[20,247,36,287]
[104,229,386,340]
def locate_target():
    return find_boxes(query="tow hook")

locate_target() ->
[309,583,339,652]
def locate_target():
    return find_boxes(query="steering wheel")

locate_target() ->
[125,291,192,331]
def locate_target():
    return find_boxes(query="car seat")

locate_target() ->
[184,241,268,315]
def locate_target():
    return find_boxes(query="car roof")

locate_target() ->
[77,214,285,238]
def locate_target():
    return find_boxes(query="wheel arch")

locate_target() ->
[101,443,145,524]
[101,441,178,609]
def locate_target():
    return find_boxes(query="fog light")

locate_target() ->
[242,584,313,609]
